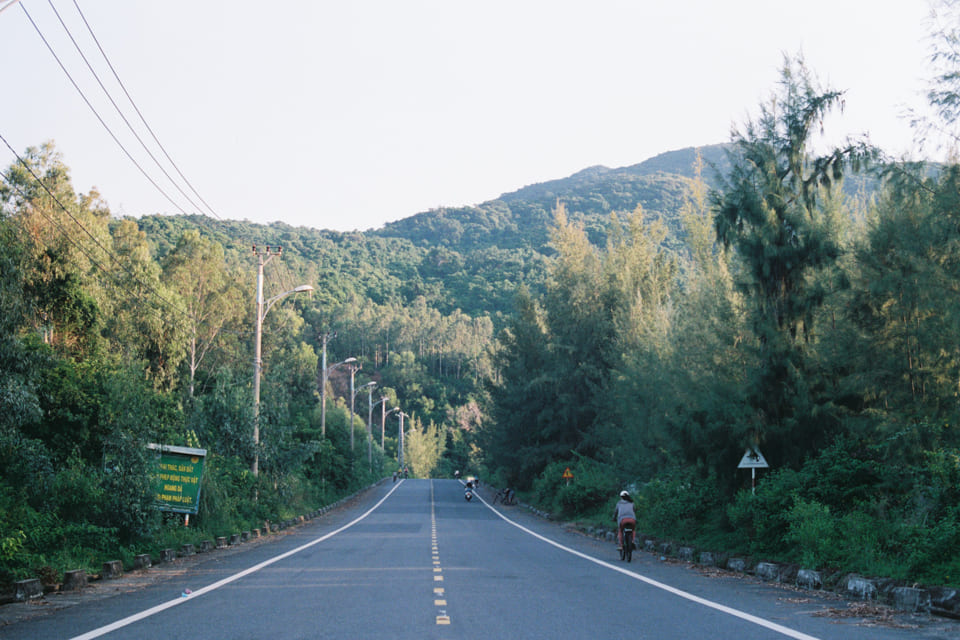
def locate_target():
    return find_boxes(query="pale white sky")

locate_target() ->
[0,1,936,232]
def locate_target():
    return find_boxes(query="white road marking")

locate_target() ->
[68,481,404,640]
[477,491,821,640]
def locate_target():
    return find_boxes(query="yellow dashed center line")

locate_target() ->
[431,480,451,626]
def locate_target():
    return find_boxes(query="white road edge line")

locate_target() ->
[477,491,821,640]
[68,481,405,640]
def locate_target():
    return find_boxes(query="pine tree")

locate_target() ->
[712,57,876,467]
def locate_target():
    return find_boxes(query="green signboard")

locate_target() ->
[148,444,206,514]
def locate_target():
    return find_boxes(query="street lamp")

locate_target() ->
[396,411,409,469]
[364,386,381,469]
[252,246,312,476]
[385,406,399,461]
[373,396,388,448]
[350,375,374,451]
[320,352,356,439]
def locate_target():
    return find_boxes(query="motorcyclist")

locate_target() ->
[612,490,636,549]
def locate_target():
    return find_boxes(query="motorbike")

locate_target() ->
[464,480,474,502]
[619,524,635,563]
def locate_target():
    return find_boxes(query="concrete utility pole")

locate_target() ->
[318,332,334,439]
[398,411,408,468]
[348,363,361,450]
[366,385,378,469]
[376,396,388,448]
[252,244,312,476]
[252,245,277,477]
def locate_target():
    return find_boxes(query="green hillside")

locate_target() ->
[372,145,731,253]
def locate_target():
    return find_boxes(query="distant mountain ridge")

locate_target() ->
[498,143,730,204]
[160,143,879,321]
[373,144,731,253]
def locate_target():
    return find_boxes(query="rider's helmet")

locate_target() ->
[619,490,630,499]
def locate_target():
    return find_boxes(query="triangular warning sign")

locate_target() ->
[738,447,769,469]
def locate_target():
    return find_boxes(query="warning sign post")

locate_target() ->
[737,447,769,494]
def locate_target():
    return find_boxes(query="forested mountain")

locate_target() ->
[137,145,732,321]
[372,144,730,253]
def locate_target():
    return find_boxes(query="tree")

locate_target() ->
[914,0,960,152]
[842,165,960,440]
[485,286,552,488]
[108,218,187,389]
[404,418,443,478]
[712,57,875,468]
[595,204,678,478]
[1,143,111,353]
[654,152,752,488]
[162,229,244,397]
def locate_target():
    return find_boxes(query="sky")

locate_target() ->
[0,0,939,233]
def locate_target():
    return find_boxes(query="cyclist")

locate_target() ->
[612,490,636,550]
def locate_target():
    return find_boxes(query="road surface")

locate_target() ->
[1,479,954,639]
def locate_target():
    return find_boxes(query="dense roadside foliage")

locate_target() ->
[482,54,960,586]
[0,142,493,588]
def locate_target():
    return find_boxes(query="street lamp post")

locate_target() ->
[398,411,408,469]
[365,387,382,469]
[385,406,399,461]
[252,246,312,476]
[320,350,356,440]
[349,371,373,451]
[373,396,388,448]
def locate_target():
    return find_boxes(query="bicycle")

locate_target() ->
[619,524,635,563]
[492,487,516,505]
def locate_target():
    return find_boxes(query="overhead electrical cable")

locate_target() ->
[70,0,223,221]
[45,0,210,218]
[20,2,195,217]
[0,0,22,16]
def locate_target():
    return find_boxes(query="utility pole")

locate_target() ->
[251,244,312,477]
[348,362,361,450]
[319,331,334,439]
[252,245,279,477]
[380,397,387,447]
[367,386,375,470]
[398,411,407,469]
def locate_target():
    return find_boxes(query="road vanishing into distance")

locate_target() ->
[1,479,955,640]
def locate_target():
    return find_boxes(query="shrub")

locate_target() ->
[785,496,837,568]
[639,467,726,543]
[727,467,803,556]
[532,457,619,519]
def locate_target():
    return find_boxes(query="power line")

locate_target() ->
[20,1,195,217]
[44,0,211,218]
[0,0,23,16]
[68,0,223,220]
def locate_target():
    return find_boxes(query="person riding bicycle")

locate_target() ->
[612,490,636,550]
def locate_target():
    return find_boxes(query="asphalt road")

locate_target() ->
[1,479,955,639]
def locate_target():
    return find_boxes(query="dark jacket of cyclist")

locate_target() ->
[612,491,636,548]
